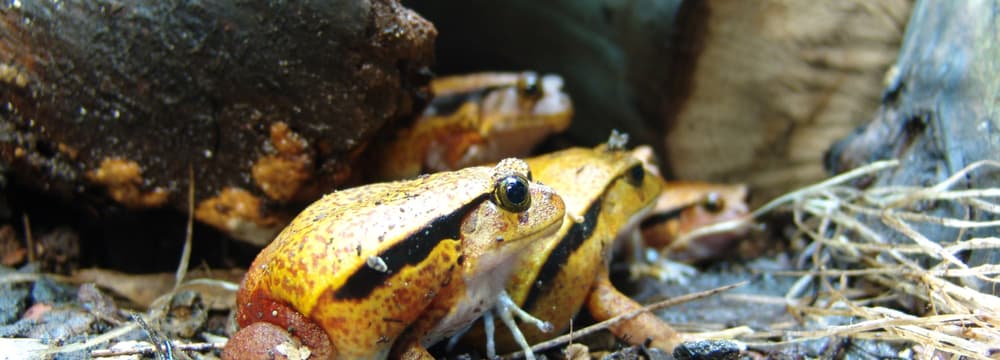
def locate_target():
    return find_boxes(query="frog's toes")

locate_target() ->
[494,290,550,360]
[483,310,498,359]
[629,249,698,284]
[653,259,698,285]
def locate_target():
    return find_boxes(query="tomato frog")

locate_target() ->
[375,71,573,181]
[222,158,566,360]
[640,181,751,261]
[625,146,753,282]
[453,131,686,358]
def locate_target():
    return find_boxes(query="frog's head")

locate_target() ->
[460,158,565,273]
[524,142,662,223]
[436,72,573,170]
[643,181,751,261]
[596,146,665,238]
[476,72,572,135]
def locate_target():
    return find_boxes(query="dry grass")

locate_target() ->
[693,159,1000,359]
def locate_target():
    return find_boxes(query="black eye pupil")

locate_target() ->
[703,192,723,212]
[495,175,531,212]
[627,165,645,186]
[519,73,541,98]
[503,177,528,205]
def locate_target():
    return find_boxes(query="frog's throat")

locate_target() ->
[468,215,562,280]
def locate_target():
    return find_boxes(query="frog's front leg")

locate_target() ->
[487,290,552,360]
[586,267,684,352]
[626,230,698,284]
[450,290,551,360]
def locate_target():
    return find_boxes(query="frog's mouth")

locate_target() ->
[476,216,562,276]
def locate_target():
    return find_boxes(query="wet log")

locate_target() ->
[0,0,436,244]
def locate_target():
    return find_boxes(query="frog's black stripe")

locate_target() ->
[639,207,687,230]
[427,85,508,116]
[638,201,702,230]
[333,194,490,300]
[521,199,603,310]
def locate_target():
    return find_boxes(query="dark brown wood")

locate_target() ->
[0,0,436,242]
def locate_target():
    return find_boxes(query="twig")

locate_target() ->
[22,213,34,262]
[500,281,749,359]
[751,159,899,217]
[882,160,1000,208]
[175,166,196,289]
[0,272,73,285]
[39,323,139,356]
[91,341,225,357]
[133,313,170,360]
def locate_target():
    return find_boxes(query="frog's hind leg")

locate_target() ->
[586,268,684,353]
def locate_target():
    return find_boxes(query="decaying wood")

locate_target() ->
[827,0,1000,294]
[0,0,436,243]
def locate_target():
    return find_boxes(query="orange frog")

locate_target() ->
[626,145,752,280]
[375,72,572,180]
[640,181,751,262]
[222,158,565,360]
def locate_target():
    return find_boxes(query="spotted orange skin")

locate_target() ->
[228,159,565,359]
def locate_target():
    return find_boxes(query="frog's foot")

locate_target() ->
[223,322,305,360]
[628,248,698,284]
[588,268,684,353]
[490,290,552,360]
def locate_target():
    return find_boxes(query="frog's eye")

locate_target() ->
[517,73,542,99]
[494,175,532,212]
[702,192,724,213]
[625,164,645,187]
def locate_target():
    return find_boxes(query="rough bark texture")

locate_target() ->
[827,0,1000,293]
[0,0,436,243]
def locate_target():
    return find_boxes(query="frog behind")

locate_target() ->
[375,71,572,181]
